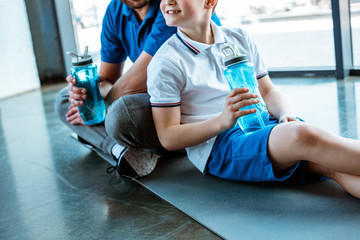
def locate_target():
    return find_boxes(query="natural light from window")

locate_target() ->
[69,0,359,69]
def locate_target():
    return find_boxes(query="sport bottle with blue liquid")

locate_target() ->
[67,46,106,125]
[222,45,269,133]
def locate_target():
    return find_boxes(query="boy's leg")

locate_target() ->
[54,87,116,156]
[305,162,360,198]
[268,121,360,176]
[332,172,360,198]
[268,122,360,198]
[105,93,167,155]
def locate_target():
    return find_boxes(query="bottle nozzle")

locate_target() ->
[222,45,236,58]
[84,46,89,58]
[66,51,80,61]
[222,44,248,67]
[67,46,93,67]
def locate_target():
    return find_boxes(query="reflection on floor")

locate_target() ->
[0,77,359,239]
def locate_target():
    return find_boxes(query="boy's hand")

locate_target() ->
[279,115,299,123]
[219,88,260,130]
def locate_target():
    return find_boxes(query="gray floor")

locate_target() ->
[1,77,360,239]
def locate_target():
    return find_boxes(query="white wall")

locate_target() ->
[0,1,40,100]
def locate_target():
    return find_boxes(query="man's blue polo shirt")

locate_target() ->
[100,0,221,64]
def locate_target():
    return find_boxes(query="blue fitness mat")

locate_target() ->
[136,153,360,240]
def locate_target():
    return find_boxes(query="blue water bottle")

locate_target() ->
[222,45,269,133]
[67,46,106,125]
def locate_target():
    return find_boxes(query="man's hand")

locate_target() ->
[65,75,87,125]
[219,88,260,130]
[66,75,87,107]
[66,104,84,125]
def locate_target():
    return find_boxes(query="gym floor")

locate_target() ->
[1,76,359,239]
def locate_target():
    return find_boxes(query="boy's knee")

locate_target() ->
[294,123,322,148]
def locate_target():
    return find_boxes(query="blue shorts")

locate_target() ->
[207,117,328,184]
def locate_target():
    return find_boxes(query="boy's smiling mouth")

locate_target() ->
[166,10,181,14]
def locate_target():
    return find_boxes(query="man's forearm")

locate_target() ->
[104,51,152,103]
[104,70,147,102]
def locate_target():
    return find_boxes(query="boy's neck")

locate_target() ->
[179,22,214,45]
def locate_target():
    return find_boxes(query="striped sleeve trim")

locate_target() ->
[256,72,268,79]
[151,102,181,107]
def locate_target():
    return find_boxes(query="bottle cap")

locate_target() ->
[222,45,248,67]
[67,46,93,67]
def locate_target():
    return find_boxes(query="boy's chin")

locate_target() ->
[164,20,177,27]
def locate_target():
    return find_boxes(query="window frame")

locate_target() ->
[56,0,359,79]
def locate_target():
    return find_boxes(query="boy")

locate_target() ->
[147,0,360,199]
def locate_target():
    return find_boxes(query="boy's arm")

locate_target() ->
[258,75,299,123]
[152,107,220,151]
[152,88,259,151]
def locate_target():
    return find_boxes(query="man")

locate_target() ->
[55,0,220,178]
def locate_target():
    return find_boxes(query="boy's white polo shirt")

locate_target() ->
[147,21,268,173]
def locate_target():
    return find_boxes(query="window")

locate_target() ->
[350,0,360,67]
[69,0,110,65]
[66,0,358,74]
[216,0,336,70]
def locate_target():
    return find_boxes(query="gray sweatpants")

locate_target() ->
[54,87,164,157]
